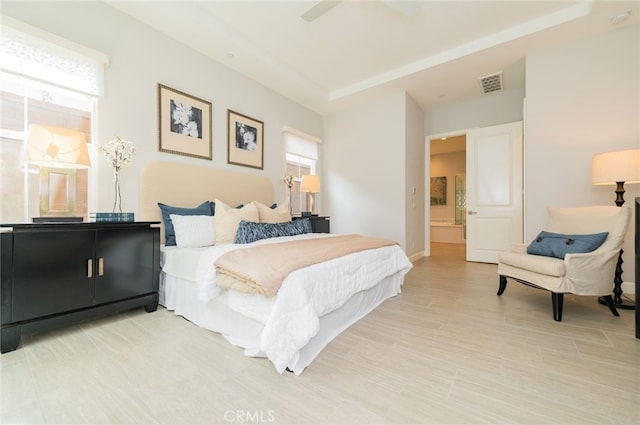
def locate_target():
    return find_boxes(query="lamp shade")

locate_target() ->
[591,148,640,185]
[24,124,91,168]
[300,175,320,193]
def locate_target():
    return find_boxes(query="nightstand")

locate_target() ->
[294,215,330,233]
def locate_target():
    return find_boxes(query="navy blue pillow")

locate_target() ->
[526,230,608,259]
[158,201,213,246]
[234,218,312,244]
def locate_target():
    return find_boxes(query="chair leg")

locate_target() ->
[601,295,620,317]
[497,275,507,296]
[552,292,563,322]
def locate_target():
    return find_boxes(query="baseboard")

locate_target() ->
[408,251,424,263]
[621,281,636,296]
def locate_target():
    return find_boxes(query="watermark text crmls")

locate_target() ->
[224,409,276,423]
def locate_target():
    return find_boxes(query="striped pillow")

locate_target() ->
[234,218,312,244]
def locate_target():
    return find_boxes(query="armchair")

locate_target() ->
[497,205,632,321]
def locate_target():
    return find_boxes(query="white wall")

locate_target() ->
[526,23,639,287]
[2,1,323,213]
[323,91,425,257]
[424,87,525,136]
[323,92,407,248]
[404,94,425,257]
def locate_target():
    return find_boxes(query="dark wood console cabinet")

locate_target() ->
[1,221,160,352]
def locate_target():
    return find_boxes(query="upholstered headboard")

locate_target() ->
[139,161,274,241]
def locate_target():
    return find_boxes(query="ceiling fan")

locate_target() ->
[301,0,424,22]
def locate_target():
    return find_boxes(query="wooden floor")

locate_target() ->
[2,243,638,424]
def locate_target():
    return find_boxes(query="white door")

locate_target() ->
[466,121,523,263]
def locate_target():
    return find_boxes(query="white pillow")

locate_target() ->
[169,214,216,248]
[214,199,259,245]
[254,201,291,223]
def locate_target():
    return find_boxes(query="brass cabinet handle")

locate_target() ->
[98,258,104,276]
[87,259,93,278]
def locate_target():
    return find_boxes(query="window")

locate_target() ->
[0,74,95,222]
[283,127,321,215]
[1,16,108,96]
[0,17,107,223]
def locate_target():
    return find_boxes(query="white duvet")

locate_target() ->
[162,233,413,373]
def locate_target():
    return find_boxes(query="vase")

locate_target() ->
[286,187,292,216]
[112,170,123,213]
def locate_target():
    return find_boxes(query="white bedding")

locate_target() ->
[161,233,413,374]
[161,272,404,375]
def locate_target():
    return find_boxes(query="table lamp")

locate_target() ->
[300,174,320,216]
[24,124,91,221]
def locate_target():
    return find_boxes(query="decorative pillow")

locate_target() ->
[214,199,259,245]
[254,201,291,223]
[234,218,312,244]
[170,214,216,248]
[158,201,213,246]
[526,230,609,259]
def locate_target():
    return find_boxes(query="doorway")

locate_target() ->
[426,121,524,263]
[429,135,467,258]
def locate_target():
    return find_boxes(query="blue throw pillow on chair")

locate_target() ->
[526,230,608,259]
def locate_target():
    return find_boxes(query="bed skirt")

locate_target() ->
[160,271,403,375]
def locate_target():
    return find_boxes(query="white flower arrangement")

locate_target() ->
[282,172,294,215]
[99,136,136,213]
[282,172,294,189]
[99,136,136,173]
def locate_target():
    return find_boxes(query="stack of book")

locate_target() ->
[89,212,135,222]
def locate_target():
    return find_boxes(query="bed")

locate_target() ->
[140,161,412,375]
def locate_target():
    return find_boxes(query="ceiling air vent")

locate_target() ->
[478,72,503,94]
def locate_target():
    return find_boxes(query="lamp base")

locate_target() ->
[598,248,636,311]
[598,296,635,310]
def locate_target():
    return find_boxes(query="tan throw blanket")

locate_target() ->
[214,235,397,298]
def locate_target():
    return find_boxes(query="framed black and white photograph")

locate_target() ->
[158,84,212,160]
[227,109,263,169]
[430,176,447,206]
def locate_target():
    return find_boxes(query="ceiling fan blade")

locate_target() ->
[301,1,342,22]
[382,0,423,17]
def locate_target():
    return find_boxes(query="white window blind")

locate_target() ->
[283,126,321,160]
[0,16,109,96]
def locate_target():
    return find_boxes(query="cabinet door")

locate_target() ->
[12,230,95,322]
[94,228,155,304]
